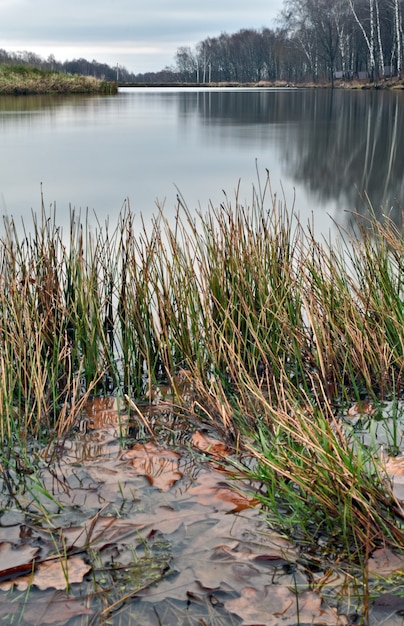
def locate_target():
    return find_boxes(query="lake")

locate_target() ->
[1,86,403,236]
[1,87,404,625]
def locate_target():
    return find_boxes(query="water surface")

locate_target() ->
[0,87,403,235]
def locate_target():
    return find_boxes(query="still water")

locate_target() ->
[0,87,403,235]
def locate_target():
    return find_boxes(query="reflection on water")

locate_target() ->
[176,89,404,226]
[0,93,103,116]
[0,88,403,234]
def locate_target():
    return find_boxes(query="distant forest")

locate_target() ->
[170,0,404,85]
[0,48,137,83]
[2,0,404,85]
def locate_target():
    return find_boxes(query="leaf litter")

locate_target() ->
[0,397,402,624]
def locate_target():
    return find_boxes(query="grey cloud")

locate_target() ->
[1,0,283,71]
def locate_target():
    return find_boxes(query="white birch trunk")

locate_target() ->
[347,0,376,78]
[369,0,376,78]
[395,0,402,76]
[375,0,384,77]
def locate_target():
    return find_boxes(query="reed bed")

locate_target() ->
[1,179,404,557]
[0,64,117,94]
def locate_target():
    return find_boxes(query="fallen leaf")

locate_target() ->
[11,556,91,591]
[186,468,259,512]
[0,542,40,582]
[141,508,299,603]
[225,585,294,624]
[373,593,404,611]
[61,515,145,549]
[191,430,231,458]
[122,442,183,491]
[367,547,404,575]
[36,556,91,591]
[385,456,404,476]
[21,591,93,625]
[225,586,347,625]
[194,540,294,593]
[197,558,262,591]
[346,401,374,418]
[132,504,209,535]
[186,483,259,512]
[0,599,20,619]
[204,511,298,562]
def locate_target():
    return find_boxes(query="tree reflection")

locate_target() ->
[185,89,404,226]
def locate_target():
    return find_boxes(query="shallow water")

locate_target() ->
[1,397,404,624]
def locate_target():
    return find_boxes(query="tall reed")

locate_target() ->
[1,177,404,556]
[1,182,403,432]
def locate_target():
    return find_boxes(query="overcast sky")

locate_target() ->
[0,0,285,74]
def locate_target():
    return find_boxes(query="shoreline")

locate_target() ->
[1,64,402,95]
[118,78,404,90]
[0,65,118,95]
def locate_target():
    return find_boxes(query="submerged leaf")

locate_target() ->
[33,556,91,591]
[0,542,40,583]
[9,556,91,591]
[385,456,404,476]
[186,468,259,512]
[122,442,183,491]
[367,547,404,575]
[346,401,375,418]
[225,586,347,625]
[373,593,404,611]
[21,591,93,625]
[61,515,145,550]
[191,430,231,458]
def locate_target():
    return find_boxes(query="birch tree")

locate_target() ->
[393,0,402,75]
[347,0,376,78]
[375,0,384,76]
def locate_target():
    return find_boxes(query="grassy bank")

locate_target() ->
[0,64,117,95]
[1,178,404,566]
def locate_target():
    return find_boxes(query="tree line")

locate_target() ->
[2,0,403,86]
[138,0,404,85]
[0,49,137,83]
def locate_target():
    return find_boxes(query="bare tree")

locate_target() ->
[347,0,376,78]
[175,47,198,81]
[170,1,404,86]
